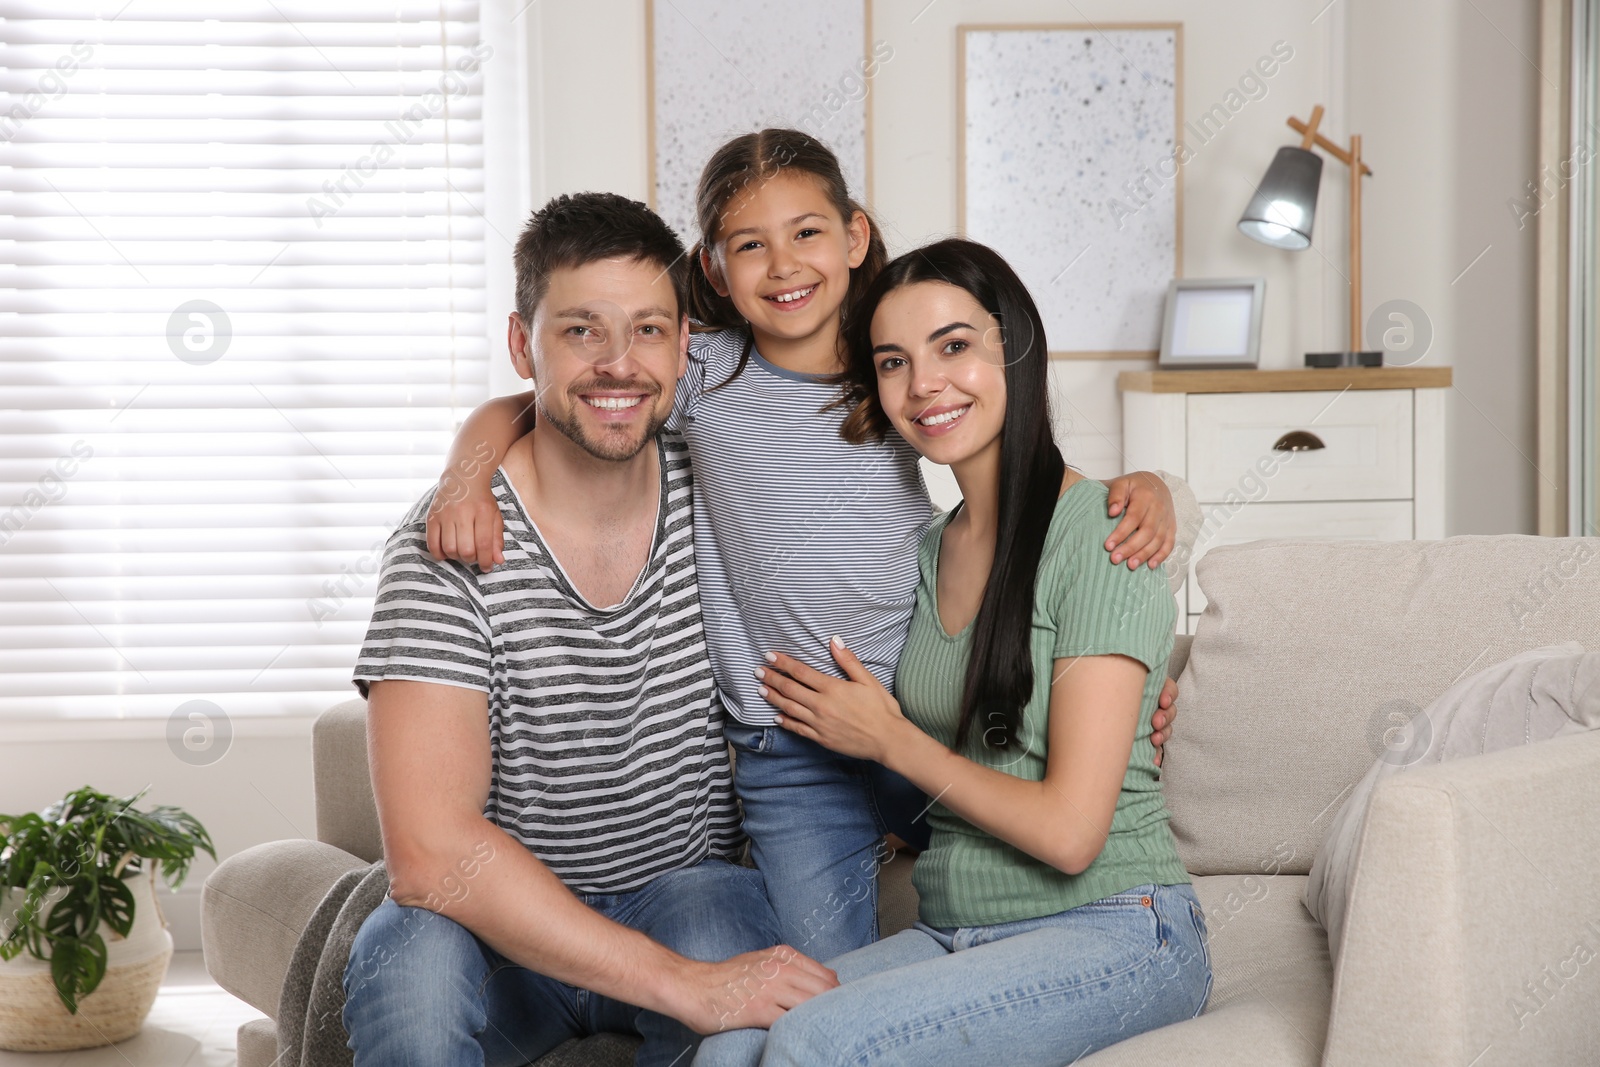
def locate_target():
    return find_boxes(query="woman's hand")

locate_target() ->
[1102,471,1176,570]
[758,639,909,763]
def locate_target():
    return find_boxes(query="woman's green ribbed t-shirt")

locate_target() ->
[897,476,1189,928]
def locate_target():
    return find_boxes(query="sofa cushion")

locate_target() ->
[877,849,919,937]
[1079,873,1331,1065]
[1160,536,1600,876]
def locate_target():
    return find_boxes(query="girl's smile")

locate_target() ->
[762,283,819,311]
[702,170,871,373]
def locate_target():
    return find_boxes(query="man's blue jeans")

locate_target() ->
[722,882,1212,1067]
[341,859,779,1067]
[722,722,929,965]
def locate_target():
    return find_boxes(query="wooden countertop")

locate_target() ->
[1117,366,1452,394]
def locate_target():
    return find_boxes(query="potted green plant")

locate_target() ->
[0,785,214,1052]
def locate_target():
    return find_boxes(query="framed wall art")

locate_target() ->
[959,23,1183,358]
[647,0,878,241]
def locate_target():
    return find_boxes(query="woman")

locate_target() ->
[738,239,1210,1066]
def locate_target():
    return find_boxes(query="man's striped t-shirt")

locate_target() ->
[353,433,742,895]
[669,329,936,727]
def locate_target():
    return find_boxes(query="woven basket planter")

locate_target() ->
[0,869,174,1052]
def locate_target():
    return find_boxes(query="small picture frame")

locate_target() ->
[1158,278,1265,369]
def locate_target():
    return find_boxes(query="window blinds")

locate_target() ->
[0,1,491,720]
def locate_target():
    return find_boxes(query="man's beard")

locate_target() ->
[535,381,668,462]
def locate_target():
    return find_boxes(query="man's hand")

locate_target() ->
[1151,675,1179,768]
[677,944,839,1034]
[1102,471,1177,570]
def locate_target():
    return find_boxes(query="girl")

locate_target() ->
[740,238,1209,1067]
[426,129,1181,964]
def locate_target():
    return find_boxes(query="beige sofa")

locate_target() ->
[203,534,1600,1066]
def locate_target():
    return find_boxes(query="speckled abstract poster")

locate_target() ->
[650,0,870,242]
[963,26,1180,355]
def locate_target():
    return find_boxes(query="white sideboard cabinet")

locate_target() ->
[1119,367,1451,634]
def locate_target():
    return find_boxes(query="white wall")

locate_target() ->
[1350,0,1540,535]
[0,722,316,952]
[518,0,1539,522]
[0,0,1541,951]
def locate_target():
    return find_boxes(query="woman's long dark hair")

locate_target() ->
[841,239,1065,750]
[685,128,888,389]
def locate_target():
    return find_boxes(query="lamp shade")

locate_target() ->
[1237,145,1323,250]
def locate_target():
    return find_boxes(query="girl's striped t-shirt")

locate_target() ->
[670,328,936,726]
[353,434,743,894]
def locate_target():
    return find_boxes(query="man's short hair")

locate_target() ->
[513,192,688,322]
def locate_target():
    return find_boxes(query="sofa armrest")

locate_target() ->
[313,697,382,863]
[1323,729,1600,1067]
[201,839,370,1017]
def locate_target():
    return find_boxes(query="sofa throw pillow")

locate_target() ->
[1305,642,1600,957]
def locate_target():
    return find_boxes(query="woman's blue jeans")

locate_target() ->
[707,881,1212,1067]
[722,722,930,964]
[341,859,779,1067]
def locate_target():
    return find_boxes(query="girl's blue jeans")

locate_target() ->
[722,721,930,963]
[699,881,1212,1067]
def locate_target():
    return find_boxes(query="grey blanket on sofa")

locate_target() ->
[274,860,388,1067]
[275,860,639,1067]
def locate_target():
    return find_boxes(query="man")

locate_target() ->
[343,192,835,1067]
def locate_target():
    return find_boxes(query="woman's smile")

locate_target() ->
[909,402,973,436]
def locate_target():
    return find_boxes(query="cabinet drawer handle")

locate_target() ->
[1273,430,1325,452]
